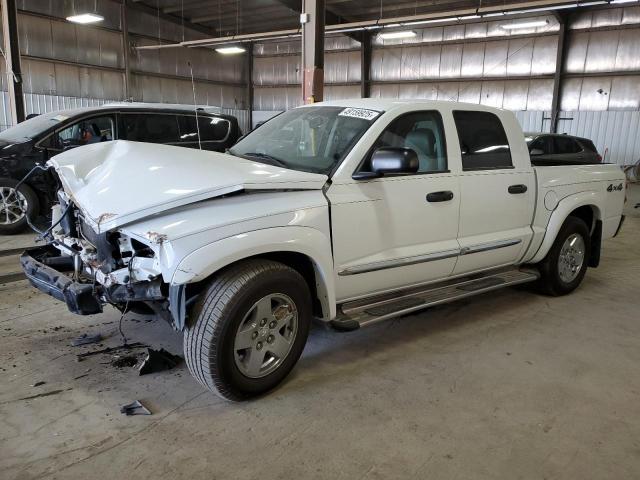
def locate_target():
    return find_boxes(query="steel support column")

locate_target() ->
[550,14,568,134]
[122,0,132,100]
[246,42,253,130]
[360,32,372,98]
[1,0,25,124]
[302,0,324,104]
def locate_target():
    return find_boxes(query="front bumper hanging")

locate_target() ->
[20,245,103,315]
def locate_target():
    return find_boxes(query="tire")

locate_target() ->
[0,177,39,235]
[184,259,312,401]
[537,216,591,296]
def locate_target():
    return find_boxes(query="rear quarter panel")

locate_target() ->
[524,163,625,264]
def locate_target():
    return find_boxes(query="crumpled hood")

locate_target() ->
[49,140,328,233]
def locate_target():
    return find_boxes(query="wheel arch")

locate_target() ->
[171,226,336,321]
[529,191,603,264]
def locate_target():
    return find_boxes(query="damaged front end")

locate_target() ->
[21,191,175,323]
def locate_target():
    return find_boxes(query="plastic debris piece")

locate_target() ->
[139,348,183,376]
[120,400,151,416]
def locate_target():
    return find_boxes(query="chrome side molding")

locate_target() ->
[338,239,522,276]
[338,249,459,276]
[460,238,522,255]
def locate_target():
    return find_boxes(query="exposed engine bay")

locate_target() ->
[21,189,176,323]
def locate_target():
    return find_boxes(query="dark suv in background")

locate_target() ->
[0,103,242,234]
[525,132,602,166]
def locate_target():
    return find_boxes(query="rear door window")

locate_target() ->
[121,114,180,144]
[177,115,231,144]
[198,116,231,142]
[529,136,553,154]
[453,111,512,170]
[554,136,581,154]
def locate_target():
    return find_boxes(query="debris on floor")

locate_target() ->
[17,388,72,402]
[139,348,183,376]
[120,400,152,416]
[71,332,103,347]
[75,342,147,362]
[30,381,46,387]
[111,354,139,368]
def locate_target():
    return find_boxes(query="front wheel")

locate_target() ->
[537,216,590,296]
[184,259,311,401]
[0,178,39,235]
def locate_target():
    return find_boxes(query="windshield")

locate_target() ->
[229,106,381,174]
[0,112,73,142]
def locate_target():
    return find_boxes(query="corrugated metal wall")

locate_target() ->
[1,1,250,132]
[251,6,640,165]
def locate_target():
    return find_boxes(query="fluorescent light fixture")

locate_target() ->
[66,13,104,24]
[611,0,638,4]
[378,30,417,40]
[483,12,506,17]
[215,46,246,54]
[500,19,549,30]
[458,15,481,20]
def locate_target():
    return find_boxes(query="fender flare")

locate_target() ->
[170,226,336,320]
[528,190,603,264]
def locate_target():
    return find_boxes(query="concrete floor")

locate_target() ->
[1,187,639,480]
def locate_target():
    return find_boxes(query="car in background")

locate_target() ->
[0,103,242,234]
[525,132,602,166]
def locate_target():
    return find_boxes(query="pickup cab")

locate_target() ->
[20,99,626,401]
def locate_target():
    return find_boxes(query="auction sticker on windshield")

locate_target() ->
[338,108,381,121]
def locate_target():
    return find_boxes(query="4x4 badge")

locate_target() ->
[607,183,623,192]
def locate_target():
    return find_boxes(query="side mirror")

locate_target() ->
[371,147,419,175]
[530,148,544,156]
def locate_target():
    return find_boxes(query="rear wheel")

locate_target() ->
[184,259,311,401]
[537,216,590,296]
[0,178,39,235]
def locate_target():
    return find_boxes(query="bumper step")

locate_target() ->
[330,268,539,331]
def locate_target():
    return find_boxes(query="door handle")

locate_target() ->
[508,184,528,194]
[426,191,454,202]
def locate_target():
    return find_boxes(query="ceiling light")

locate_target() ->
[215,46,246,54]
[378,30,417,40]
[66,13,104,24]
[610,0,638,4]
[500,19,549,30]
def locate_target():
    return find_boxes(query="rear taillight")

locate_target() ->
[596,154,602,162]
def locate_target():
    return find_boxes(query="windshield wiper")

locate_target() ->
[234,151,289,168]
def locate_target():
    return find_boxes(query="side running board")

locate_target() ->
[330,268,539,331]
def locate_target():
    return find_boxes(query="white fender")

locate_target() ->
[171,226,336,320]
[528,190,603,264]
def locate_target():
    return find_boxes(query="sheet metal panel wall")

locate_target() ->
[0,91,116,130]
[131,74,246,109]
[133,38,246,84]
[565,27,640,74]
[373,15,559,47]
[369,79,554,110]
[371,35,556,82]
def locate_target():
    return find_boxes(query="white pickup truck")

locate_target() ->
[20,99,626,400]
